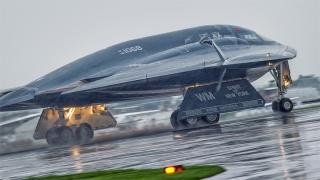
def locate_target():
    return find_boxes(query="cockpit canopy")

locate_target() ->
[200,25,278,45]
[237,32,276,45]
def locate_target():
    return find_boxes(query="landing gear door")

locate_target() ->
[178,80,265,120]
[33,108,59,140]
[283,61,292,86]
[83,106,117,130]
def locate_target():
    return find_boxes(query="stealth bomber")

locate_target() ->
[0,25,297,145]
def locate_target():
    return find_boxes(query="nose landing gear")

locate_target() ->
[272,98,293,113]
[270,61,293,113]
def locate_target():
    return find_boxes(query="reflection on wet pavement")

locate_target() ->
[0,109,319,180]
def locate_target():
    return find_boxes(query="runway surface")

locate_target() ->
[1,108,319,180]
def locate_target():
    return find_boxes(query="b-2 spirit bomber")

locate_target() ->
[0,25,296,145]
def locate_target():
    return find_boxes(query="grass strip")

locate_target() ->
[293,105,320,111]
[25,165,225,180]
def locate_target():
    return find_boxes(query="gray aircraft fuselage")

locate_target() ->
[0,25,297,111]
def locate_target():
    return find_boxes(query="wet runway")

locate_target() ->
[1,108,320,180]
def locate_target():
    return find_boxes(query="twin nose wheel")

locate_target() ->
[170,110,220,129]
[272,98,293,113]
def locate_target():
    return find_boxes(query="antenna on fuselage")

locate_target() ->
[211,40,226,62]
[199,33,226,62]
[199,33,210,43]
[199,33,228,93]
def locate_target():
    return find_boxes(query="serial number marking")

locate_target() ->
[185,109,202,116]
[219,104,239,110]
[241,100,258,107]
[181,99,264,119]
[118,46,142,54]
[227,85,241,92]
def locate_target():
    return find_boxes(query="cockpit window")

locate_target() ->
[238,33,262,42]
[256,33,274,41]
[213,37,250,47]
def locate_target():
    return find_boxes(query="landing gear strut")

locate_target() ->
[46,108,71,146]
[270,61,293,113]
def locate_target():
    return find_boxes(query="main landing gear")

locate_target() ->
[45,108,94,146]
[170,109,220,130]
[270,61,293,113]
[46,123,94,146]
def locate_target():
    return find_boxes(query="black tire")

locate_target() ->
[170,110,201,129]
[75,123,94,143]
[203,114,220,124]
[272,100,279,113]
[170,110,180,129]
[279,98,293,112]
[46,127,60,146]
[183,117,201,127]
[57,126,75,144]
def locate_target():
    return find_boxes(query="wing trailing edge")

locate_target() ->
[0,87,36,108]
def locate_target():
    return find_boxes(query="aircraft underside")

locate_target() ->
[28,61,294,146]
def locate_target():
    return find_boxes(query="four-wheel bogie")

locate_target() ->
[45,123,94,146]
[35,105,117,146]
[170,110,220,130]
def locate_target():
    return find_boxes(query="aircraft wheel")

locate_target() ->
[184,117,201,127]
[57,126,75,144]
[170,110,180,129]
[279,98,293,113]
[272,100,279,113]
[75,123,94,143]
[203,114,220,124]
[46,127,60,146]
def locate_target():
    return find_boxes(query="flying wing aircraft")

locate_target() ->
[0,25,297,145]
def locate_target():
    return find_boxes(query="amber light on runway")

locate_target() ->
[164,165,185,174]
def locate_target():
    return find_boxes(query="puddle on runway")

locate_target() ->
[0,109,319,180]
[173,125,222,139]
[41,144,118,159]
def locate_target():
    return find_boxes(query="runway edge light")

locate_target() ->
[164,165,185,174]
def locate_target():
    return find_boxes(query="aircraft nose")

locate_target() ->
[282,46,297,58]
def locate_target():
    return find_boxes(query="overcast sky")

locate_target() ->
[0,0,319,89]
